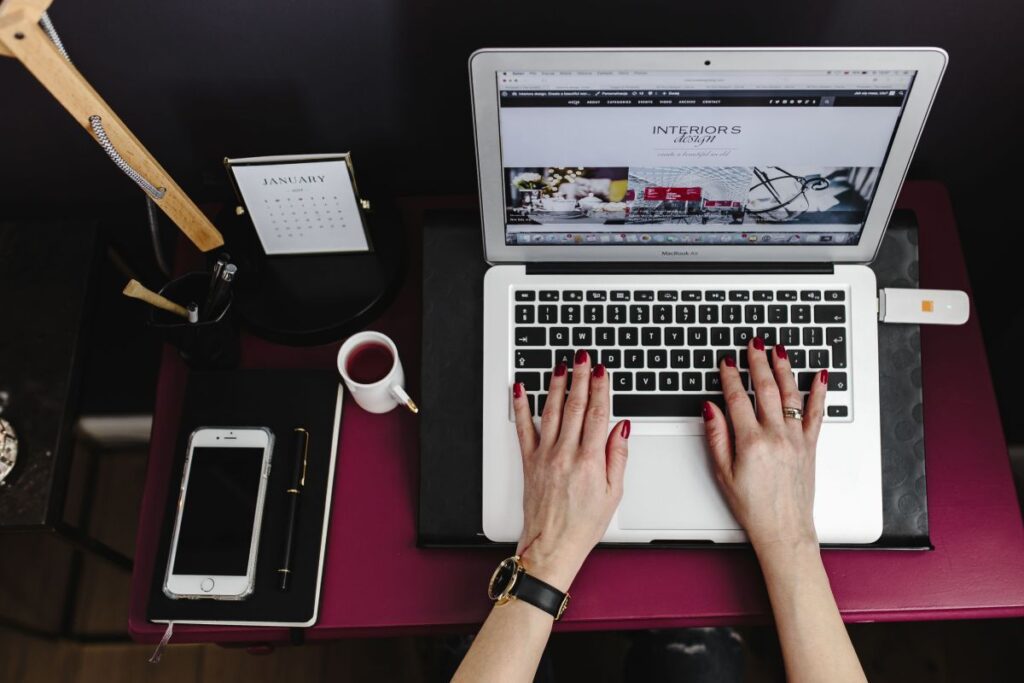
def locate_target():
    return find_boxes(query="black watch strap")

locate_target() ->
[510,571,569,620]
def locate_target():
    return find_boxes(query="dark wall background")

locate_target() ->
[1,0,1021,438]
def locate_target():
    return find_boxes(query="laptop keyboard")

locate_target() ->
[511,287,851,420]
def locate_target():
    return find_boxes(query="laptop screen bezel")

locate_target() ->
[470,47,946,265]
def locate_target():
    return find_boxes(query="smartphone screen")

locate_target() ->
[172,446,266,576]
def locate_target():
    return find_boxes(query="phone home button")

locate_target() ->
[200,578,215,593]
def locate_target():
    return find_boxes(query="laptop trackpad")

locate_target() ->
[619,436,739,531]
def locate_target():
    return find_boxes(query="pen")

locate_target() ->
[204,252,231,315]
[278,427,309,591]
[205,263,237,320]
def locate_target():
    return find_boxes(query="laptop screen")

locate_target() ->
[497,69,916,247]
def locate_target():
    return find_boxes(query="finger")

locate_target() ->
[605,419,631,495]
[803,369,828,445]
[511,382,538,457]
[556,349,593,449]
[770,344,802,431]
[748,337,783,425]
[581,363,611,456]
[702,401,735,484]
[539,362,568,448]
[719,355,757,433]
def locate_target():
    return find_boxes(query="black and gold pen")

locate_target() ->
[278,428,308,591]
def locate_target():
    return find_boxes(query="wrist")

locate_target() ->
[518,543,586,593]
[752,534,821,571]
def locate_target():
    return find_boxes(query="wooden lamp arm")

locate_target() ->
[0,0,224,252]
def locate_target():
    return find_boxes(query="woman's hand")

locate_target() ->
[511,349,630,592]
[703,338,828,551]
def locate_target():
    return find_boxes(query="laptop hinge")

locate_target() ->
[525,262,835,276]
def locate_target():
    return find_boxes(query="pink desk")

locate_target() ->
[129,182,1024,644]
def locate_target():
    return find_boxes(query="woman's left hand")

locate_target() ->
[510,349,631,592]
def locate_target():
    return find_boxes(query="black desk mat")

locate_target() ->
[419,210,928,549]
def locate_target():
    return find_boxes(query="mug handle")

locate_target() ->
[390,384,419,414]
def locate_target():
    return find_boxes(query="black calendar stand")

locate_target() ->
[216,202,404,346]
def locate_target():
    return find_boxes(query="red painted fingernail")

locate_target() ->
[621,420,631,439]
[575,349,589,365]
[753,337,765,351]
[702,401,714,422]
[820,369,829,386]
[554,362,567,377]
[512,382,523,399]
[593,364,606,378]
[775,343,788,360]
[723,355,736,368]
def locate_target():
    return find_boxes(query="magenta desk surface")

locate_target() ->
[129,183,1024,644]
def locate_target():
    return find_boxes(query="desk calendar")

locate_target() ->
[226,154,371,256]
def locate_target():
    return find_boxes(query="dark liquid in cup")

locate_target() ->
[346,342,395,384]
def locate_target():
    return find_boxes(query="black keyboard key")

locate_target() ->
[614,394,725,417]
[688,327,708,346]
[653,305,673,323]
[539,305,557,324]
[659,372,678,391]
[515,290,536,301]
[563,290,583,301]
[602,349,622,368]
[682,372,703,391]
[561,305,580,324]
[537,394,546,414]
[797,372,815,391]
[788,349,806,368]
[733,327,754,346]
[584,305,604,324]
[630,305,650,324]
[722,305,741,324]
[516,349,551,369]
[699,305,719,324]
[549,327,570,346]
[596,327,615,346]
[693,349,714,368]
[515,305,535,324]
[670,349,691,368]
[756,327,777,346]
[618,327,638,346]
[710,327,730,346]
[572,327,592,346]
[636,372,656,391]
[664,327,686,346]
[540,290,559,301]
[681,290,702,301]
[814,305,846,324]
[810,349,830,368]
[826,327,847,369]
[527,394,535,414]
[791,305,811,324]
[514,327,546,346]
[625,349,645,368]
[677,305,697,324]
[544,371,565,390]
[828,372,848,391]
[754,290,774,301]
[781,327,800,346]
[744,305,765,324]
[647,349,667,368]
[778,290,798,302]
[515,372,540,391]
[802,327,822,346]
[613,372,632,391]
[768,305,788,323]
[586,290,607,301]
[553,349,575,367]
[706,290,726,301]
[705,371,723,391]
[825,290,845,302]
[801,290,822,301]
[738,350,749,369]
[729,291,750,301]
[738,371,750,390]
[608,305,626,324]
[642,327,662,346]
[716,350,736,366]
[658,290,678,301]
[611,290,631,301]
[827,405,849,417]
[635,290,655,302]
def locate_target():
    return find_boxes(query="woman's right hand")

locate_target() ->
[702,337,828,551]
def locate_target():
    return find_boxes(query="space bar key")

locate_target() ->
[613,394,725,417]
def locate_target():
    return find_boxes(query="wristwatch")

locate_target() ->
[487,555,570,620]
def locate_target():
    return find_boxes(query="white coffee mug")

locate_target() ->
[337,331,418,414]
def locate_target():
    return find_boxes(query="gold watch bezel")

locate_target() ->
[487,555,523,605]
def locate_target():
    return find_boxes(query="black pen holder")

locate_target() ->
[148,272,240,370]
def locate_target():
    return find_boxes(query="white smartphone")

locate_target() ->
[163,427,274,600]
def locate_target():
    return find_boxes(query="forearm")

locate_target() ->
[452,599,554,683]
[755,540,866,683]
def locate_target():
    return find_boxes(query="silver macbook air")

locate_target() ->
[472,48,946,544]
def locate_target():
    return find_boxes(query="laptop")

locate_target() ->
[472,48,946,544]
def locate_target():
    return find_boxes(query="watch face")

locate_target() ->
[488,556,521,602]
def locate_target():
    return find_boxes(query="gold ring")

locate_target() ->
[782,407,804,420]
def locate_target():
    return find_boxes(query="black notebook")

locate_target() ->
[147,369,343,626]
[419,209,929,550]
